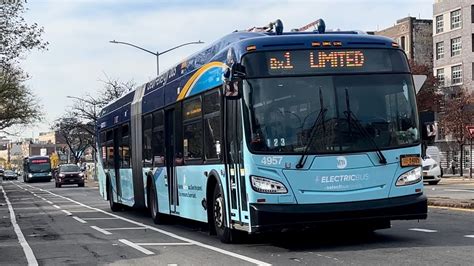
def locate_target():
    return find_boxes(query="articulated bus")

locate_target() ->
[97,19,427,243]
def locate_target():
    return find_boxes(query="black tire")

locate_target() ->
[58,183,61,188]
[55,182,58,188]
[212,183,241,243]
[428,180,440,185]
[107,180,122,212]
[149,180,165,224]
[78,183,84,187]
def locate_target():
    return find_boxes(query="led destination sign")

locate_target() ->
[242,49,409,77]
[269,50,365,70]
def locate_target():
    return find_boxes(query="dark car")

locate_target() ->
[0,168,4,179]
[3,170,18,180]
[55,164,85,188]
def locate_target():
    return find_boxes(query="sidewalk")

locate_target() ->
[85,178,99,188]
[427,176,474,210]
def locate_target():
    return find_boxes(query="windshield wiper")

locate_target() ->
[296,88,327,169]
[343,89,387,164]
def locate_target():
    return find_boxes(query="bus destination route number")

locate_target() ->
[269,50,365,71]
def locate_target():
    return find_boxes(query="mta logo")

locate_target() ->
[336,156,347,169]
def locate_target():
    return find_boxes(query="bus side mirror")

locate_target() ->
[413,75,427,95]
[223,63,245,100]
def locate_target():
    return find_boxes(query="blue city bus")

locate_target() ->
[96,19,427,243]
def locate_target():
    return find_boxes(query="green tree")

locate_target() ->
[0,0,48,134]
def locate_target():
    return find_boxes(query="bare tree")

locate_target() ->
[439,88,474,175]
[53,113,94,164]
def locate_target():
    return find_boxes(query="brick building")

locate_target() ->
[376,17,433,68]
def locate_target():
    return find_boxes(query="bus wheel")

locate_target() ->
[212,184,240,243]
[149,181,165,224]
[107,181,121,212]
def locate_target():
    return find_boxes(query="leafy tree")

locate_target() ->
[0,0,48,66]
[409,61,442,112]
[0,0,48,134]
[0,67,42,133]
[438,88,474,176]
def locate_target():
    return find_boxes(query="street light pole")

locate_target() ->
[109,40,204,76]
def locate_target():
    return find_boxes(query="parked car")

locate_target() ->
[3,170,19,180]
[55,164,85,188]
[422,155,441,185]
[0,168,4,179]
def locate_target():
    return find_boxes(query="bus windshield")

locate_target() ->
[29,162,51,173]
[242,73,419,154]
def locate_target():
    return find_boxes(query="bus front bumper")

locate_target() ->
[249,193,427,233]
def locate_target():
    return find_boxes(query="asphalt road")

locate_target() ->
[1,180,474,265]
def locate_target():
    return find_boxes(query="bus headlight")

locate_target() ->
[396,167,422,186]
[28,173,33,178]
[250,176,288,194]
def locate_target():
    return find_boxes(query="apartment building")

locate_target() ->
[433,0,474,91]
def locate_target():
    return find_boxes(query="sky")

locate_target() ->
[18,0,433,139]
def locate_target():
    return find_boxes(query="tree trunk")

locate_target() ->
[460,144,464,176]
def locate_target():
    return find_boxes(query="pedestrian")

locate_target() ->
[450,159,456,175]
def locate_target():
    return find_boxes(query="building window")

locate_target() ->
[400,36,406,51]
[472,5,474,23]
[451,65,462,84]
[451,37,461,57]
[451,9,462,29]
[436,14,444,33]
[472,34,474,52]
[436,68,445,86]
[436,41,444,59]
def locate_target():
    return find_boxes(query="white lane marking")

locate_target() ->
[119,239,155,255]
[1,185,39,266]
[61,210,72,216]
[45,200,53,204]
[409,228,438,233]
[444,189,474,193]
[465,235,474,238]
[21,183,271,266]
[90,226,112,235]
[82,217,119,220]
[72,216,87,224]
[103,227,147,231]
[136,242,194,246]
[52,205,61,209]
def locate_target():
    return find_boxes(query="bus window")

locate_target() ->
[152,110,165,166]
[122,124,130,168]
[106,130,113,168]
[143,114,153,167]
[183,97,203,162]
[203,91,222,160]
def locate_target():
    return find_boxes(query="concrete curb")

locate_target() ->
[428,197,474,209]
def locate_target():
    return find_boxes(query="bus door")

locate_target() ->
[224,99,247,223]
[165,104,182,214]
[113,127,122,198]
